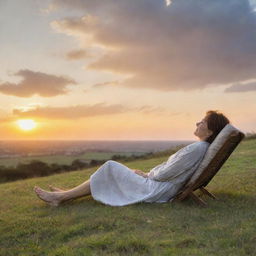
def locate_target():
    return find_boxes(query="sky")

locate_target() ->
[0,0,256,140]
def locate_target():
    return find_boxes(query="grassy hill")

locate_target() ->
[0,139,256,256]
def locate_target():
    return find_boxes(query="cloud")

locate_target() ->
[92,80,120,88]
[66,49,91,60]
[136,105,180,115]
[0,69,76,97]
[12,103,173,119]
[224,81,256,92]
[13,103,129,119]
[50,0,256,91]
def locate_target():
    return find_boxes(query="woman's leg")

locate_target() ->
[34,160,120,206]
[48,185,65,192]
[34,179,91,206]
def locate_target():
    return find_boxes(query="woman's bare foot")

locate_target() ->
[34,186,65,206]
[48,185,65,192]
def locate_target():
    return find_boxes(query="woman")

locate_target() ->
[34,110,230,207]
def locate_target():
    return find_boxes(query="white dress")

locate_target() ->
[90,141,210,206]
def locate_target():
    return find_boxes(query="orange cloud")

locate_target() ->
[92,80,120,88]
[66,49,91,60]
[12,103,174,120]
[0,69,76,97]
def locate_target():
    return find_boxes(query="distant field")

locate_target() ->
[0,151,146,167]
[0,139,256,255]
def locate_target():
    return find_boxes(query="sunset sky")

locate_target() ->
[0,0,256,140]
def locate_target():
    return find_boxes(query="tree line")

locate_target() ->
[0,152,158,183]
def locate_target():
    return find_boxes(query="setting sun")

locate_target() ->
[17,119,37,131]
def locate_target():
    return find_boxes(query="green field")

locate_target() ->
[0,151,146,167]
[0,139,256,255]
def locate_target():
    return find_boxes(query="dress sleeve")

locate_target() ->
[148,143,207,182]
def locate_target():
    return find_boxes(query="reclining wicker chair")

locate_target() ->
[174,124,245,206]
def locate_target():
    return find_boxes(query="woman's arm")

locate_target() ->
[132,169,148,178]
[149,143,208,182]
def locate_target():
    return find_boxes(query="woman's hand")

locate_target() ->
[132,169,148,178]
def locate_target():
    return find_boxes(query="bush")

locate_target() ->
[244,131,256,140]
[89,159,106,166]
[71,159,89,169]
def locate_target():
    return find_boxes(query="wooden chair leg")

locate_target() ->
[189,192,207,207]
[200,187,217,199]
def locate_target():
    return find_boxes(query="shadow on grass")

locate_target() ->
[33,189,256,210]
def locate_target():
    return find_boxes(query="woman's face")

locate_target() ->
[194,117,213,141]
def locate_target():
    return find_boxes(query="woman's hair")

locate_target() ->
[204,110,230,144]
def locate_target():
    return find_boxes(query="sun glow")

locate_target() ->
[17,119,37,131]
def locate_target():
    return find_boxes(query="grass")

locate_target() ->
[0,139,256,255]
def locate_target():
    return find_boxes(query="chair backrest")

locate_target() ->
[178,124,245,197]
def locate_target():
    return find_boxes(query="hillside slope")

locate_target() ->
[0,139,256,256]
